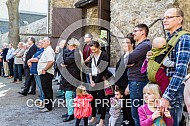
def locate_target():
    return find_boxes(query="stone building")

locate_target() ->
[110,0,190,66]
[49,0,190,66]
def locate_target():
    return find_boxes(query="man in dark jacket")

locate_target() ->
[18,37,37,96]
[124,24,152,126]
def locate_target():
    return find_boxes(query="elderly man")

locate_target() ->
[159,8,190,126]
[38,37,55,112]
[6,43,15,78]
[11,42,25,83]
[18,37,37,96]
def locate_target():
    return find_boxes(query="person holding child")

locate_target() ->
[141,37,175,94]
[74,85,93,126]
[138,84,174,126]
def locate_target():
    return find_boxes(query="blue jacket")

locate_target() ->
[30,48,44,74]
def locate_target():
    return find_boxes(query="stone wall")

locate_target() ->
[110,0,190,66]
[86,6,100,40]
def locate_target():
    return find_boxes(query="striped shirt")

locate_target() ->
[163,27,190,100]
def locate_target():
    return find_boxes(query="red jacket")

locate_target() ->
[74,94,93,119]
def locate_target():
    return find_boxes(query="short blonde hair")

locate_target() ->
[67,38,80,48]
[76,85,86,96]
[143,84,161,99]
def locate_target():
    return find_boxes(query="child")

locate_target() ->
[138,84,174,126]
[141,37,175,94]
[108,88,123,126]
[74,85,93,126]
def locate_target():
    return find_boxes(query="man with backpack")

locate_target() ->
[159,8,190,126]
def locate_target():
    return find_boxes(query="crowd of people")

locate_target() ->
[0,7,190,126]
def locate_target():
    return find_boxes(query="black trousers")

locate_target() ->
[23,68,36,93]
[8,58,14,76]
[89,89,107,119]
[75,117,88,126]
[40,72,54,110]
[0,65,2,76]
[123,95,135,126]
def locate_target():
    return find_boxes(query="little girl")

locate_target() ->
[74,85,93,126]
[109,88,123,126]
[138,84,174,126]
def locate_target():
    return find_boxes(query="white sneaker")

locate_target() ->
[40,108,49,112]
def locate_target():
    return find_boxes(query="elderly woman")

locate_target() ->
[61,38,81,122]
[88,41,109,126]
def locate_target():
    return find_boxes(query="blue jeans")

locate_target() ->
[65,91,75,115]
[34,75,44,101]
[129,81,148,126]
[169,84,185,126]
[86,74,90,83]
[14,64,23,81]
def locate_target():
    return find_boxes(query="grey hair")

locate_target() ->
[43,37,50,42]
[67,38,80,47]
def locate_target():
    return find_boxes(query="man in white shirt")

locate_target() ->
[38,37,55,112]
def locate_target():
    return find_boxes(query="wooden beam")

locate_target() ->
[19,33,63,38]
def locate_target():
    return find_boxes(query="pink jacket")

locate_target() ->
[138,104,174,126]
[74,94,93,119]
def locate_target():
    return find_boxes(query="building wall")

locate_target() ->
[49,0,100,40]
[0,18,47,45]
[49,0,78,34]
[110,0,190,66]
[0,21,9,33]
[0,13,46,33]
[85,6,100,40]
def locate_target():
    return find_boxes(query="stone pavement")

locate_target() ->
[0,76,123,126]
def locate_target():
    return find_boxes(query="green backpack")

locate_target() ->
[147,31,189,83]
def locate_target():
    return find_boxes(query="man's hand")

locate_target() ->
[164,108,172,118]
[28,62,32,68]
[42,69,46,74]
[125,85,130,96]
[146,51,153,60]
[61,63,67,67]
[160,97,170,116]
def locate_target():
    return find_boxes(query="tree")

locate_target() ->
[6,0,20,48]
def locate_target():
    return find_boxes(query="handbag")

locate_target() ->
[93,57,114,96]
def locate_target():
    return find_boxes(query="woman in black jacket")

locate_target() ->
[115,33,135,126]
[60,38,81,122]
[88,41,108,126]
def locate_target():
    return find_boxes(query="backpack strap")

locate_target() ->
[147,31,189,83]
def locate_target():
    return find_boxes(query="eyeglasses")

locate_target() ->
[162,16,180,20]
[133,30,143,33]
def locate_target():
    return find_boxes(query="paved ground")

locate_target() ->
[1,76,189,126]
[0,76,123,126]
